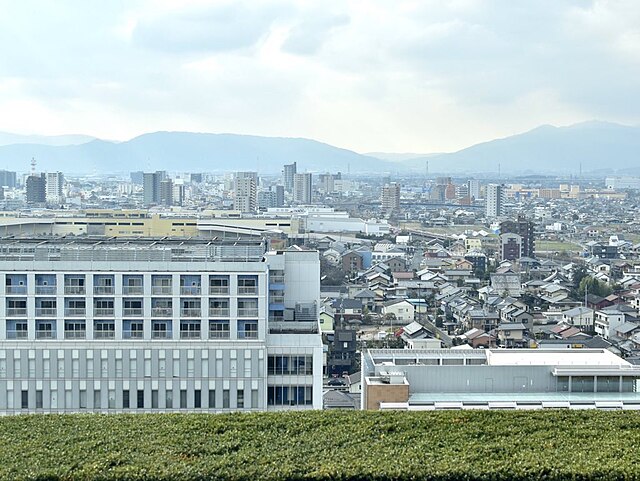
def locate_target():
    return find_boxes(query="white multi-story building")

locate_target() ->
[0,238,322,414]
[293,173,312,204]
[45,172,64,204]
[485,184,504,219]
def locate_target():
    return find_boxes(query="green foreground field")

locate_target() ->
[535,240,582,252]
[2,411,640,480]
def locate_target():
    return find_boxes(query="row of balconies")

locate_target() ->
[5,307,259,318]
[5,286,257,296]
[5,328,259,341]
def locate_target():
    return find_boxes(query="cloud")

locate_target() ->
[282,12,350,55]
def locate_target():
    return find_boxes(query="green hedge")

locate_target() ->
[1,411,640,480]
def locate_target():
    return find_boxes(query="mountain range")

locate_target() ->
[0,121,637,174]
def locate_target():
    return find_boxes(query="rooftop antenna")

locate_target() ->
[30,157,36,175]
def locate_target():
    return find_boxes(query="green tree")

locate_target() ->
[578,276,612,298]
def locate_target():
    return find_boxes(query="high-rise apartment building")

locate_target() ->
[159,179,174,206]
[143,171,167,206]
[500,215,535,259]
[45,172,64,204]
[0,170,17,189]
[234,172,258,213]
[468,179,480,201]
[283,163,297,193]
[381,183,400,213]
[26,174,46,204]
[0,238,322,414]
[485,184,504,219]
[293,173,312,204]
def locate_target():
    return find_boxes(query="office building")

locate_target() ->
[45,172,64,204]
[0,238,322,414]
[363,348,640,410]
[0,170,17,189]
[26,174,46,204]
[283,163,296,193]
[293,173,312,204]
[130,171,144,185]
[159,179,174,207]
[272,185,285,207]
[500,215,535,259]
[485,184,504,219]
[143,171,167,206]
[190,173,203,184]
[381,183,400,213]
[234,173,258,213]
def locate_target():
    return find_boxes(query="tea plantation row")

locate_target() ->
[0,410,639,480]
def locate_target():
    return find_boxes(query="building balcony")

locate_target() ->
[180,286,201,296]
[209,330,230,339]
[65,331,86,340]
[35,286,57,295]
[94,331,115,340]
[5,286,27,295]
[6,308,27,317]
[64,308,86,317]
[6,330,28,339]
[94,286,114,295]
[209,286,229,295]
[64,286,86,295]
[152,330,170,339]
[270,296,285,304]
[36,330,56,340]
[269,275,285,284]
[238,287,258,295]
[35,308,57,317]
[122,286,144,295]
[151,286,172,295]
[180,331,201,340]
[238,308,259,317]
[123,330,144,339]
[94,308,115,317]
[123,308,144,317]
[151,307,172,317]
[209,308,230,317]
[238,330,259,340]
[180,308,201,318]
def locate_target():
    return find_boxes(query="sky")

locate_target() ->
[0,0,639,153]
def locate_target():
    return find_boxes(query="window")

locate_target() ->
[572,376,595,393]
[124,320,144,339]
[238,276,257,295]
[238,320,258,339]
[237,389,244,409]
[209,275,229,295]
[79,390,87,409]
[94,321,115,339]
[252,389,258,408]
[152,390,159,409]
[597,376,620,393]
[123,299,143,316]
[208,389,215,408]
[166,390,173,409]
[268,355,313,375]
[194,390,201,408]
[21,390,28,409]
[94,390,101,409]
[237,299,258,317]
[180,320,201,339]
[152,320,172,339]
[209,320,230,339]
[267,385,313,406]
[137,390,144,409]
[222,389,230,409]
[209,298,230,317]
[180,390,187,408]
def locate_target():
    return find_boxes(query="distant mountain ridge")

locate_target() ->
[0,132,392,173]
[0,131,96,147]
[401,121,640,174]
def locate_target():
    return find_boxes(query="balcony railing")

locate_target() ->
[238,308,259,317]
[209,308,230,317]
[180,308,201,318]
[94,286,114,295]
[123,330,144,339]
[35,308,57,317]
[209,330,230,339]
[151,307,172,317]
[152,330,170,339]
[65,308,86,317]
[180,331,201,340]
[123,308,144,317]
[94,331,115,340]
[238,286,258,295]
[238,330,259,339]
[151,286,172,295]
[6,330,28,339]
[209,286,229,295]
[36,330,56,339]
[35,285,57,295]
[270,296,285,304]
[94,308,115,317]
[5,286,27,295]
[64,286,86,295]
[270,276,285,284]
[123,286,144,295]
[180,286,201,295]
[65,330,86,339]
[6,308,27,317]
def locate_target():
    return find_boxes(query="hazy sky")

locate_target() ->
[0,0,638,153]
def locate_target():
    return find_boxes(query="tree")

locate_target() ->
[578,276,612,298]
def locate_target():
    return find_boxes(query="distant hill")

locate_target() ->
[0,131,392,174]
[402,121,640,174]
[365,152,438,162]
[0,132,96,147]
